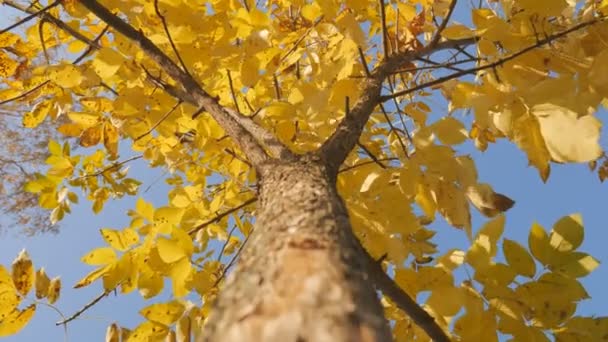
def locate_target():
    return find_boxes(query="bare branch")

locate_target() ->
[379,0,389,57]
[56,286,117,326]
[363,251,450,342]
[79,0,285,168]
[135,100,182,141]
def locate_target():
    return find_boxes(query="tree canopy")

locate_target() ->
[1,0,607,341]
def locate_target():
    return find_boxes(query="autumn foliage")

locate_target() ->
[1,0,608,341]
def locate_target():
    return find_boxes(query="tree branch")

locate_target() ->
[317,37,475,174]
[143,71,290,159]
[79,0,288,168]
[188,197,257,235]
[0,1,60,35]
[56,286,117,326]
[381,16,605,101]
[363,251,450,342]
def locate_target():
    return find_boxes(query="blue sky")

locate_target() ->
[1,3,607,342]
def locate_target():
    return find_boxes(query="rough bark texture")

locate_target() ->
[200,155,391,342]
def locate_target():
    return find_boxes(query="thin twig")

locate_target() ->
[212,230,253,288]
[428,0,458,48]
[71,155,143,181]
[56,287,116,326]
[356,142,387,169]
[153,0,190,75]
[224,148,252,168]
[217,224,239,262]
[188,197,257,235]
[279,16,324,63]
[358,44,409,158]
[135,100,182,141]
[226,69,241,113]
[0,81,49,106]
[39,19,49,64]
[272,74,281,100]
[358,47,372,77]
[0,0,60,35]
[339,157,399,173]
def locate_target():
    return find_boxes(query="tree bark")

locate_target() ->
[200,155,391,342]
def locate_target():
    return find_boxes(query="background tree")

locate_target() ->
[1,0,607,341]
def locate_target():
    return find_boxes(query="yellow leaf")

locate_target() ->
[157,238,186,264]
[68,111,101,128]
[23,101,54,129]
[415,181,436,220]
[100,228,139,251]
[34,268,50,299]
[169,258,192,298]
[515,0,568,16]
[139,301,185,326]
[126,321,169,342]
[48,64,83,88]
[0,305,35,337]
[155,206,185,225]
[92,48,124,79]
[336,12,366,46]
[47,277,60,304]
[397,3,417,21]
[513,115,550,182]
[11,250,33,296]
[432,117,468,145]
[81,247,117,266]
[426,286,463,316]
[466,183,515,217]
[138,267,163,299]
[74,264,111,289]
[106,323,120,342]
[79,125,103,147]
[441,25,476,40]
[532,104,602,163]
[550,214,584,253]
[301,3,322,21]
[503,239,536,278]
[528,222,553,266]
[240,56,261,87]
[554,253,600,278]
[58,123,84,137]
[0,51,18,78]
[103,122,120,156]
[0,266,19,321]
[175,312,191,342]
[0,32,20,48]
[102,252,135,291]
[135,198,155,222]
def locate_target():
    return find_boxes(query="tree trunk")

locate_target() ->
[200,156,391,342]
